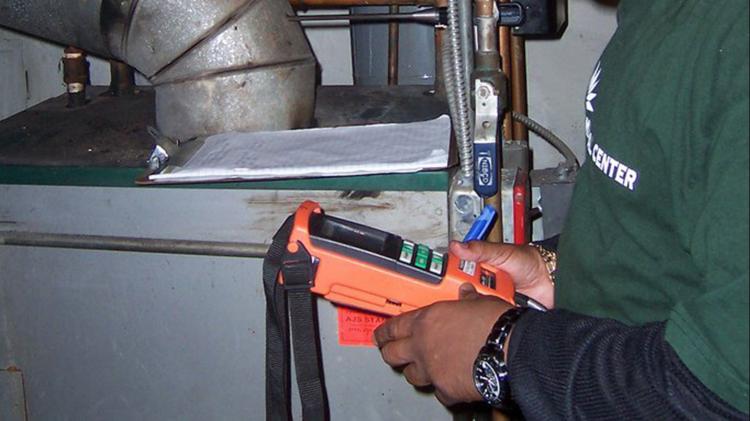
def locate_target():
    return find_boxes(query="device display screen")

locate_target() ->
[309,213,401,259]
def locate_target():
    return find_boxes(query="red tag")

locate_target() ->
[337,306,389,347]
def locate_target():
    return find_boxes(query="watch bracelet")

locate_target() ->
[475,307,530,407]
[484,306,529,350]
[529,243,558,284]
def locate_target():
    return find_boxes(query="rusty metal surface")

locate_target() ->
[0,367,27,421]
[510,35,529,141]
[109,61,136,96]
[313,85,446,126]
[0,86,447,167]
[0,87,155,167]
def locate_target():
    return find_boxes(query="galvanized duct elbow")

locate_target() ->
[0,0,317,140]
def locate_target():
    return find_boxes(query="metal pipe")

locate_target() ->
[290,0,442,7]
[474,0,499,66]
[62,47,88,108]
[434,26,446,97]
[510,35,529,141]
[457,0,474,99]
[291,9,442,24]
[497,1,514,141]
[388,6,400,85]
[0,0,316,140]
[444,0,474,179]
[0,231,269,259]
[108,60,135,96]
[474,0,504,243]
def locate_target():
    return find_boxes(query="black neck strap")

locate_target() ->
[263,216,329,421]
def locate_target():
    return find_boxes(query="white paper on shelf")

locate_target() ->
[148,115,451,183]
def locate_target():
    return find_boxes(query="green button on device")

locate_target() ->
[429,252,445,275]
[415,244,430,270]
[399,241,415,264]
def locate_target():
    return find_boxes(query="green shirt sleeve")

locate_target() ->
[665,14,749,411]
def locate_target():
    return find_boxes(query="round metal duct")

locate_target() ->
[0,0,317,140]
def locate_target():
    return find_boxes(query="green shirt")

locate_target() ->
[556,0,749,412]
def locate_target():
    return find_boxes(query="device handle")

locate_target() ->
[471,280,516,306]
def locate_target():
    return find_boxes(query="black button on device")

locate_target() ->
[480,270,496,288]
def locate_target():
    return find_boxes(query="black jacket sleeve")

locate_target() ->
[534,235,560,252]
[506,309,749,420]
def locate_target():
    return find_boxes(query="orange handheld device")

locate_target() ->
[280,201,515,316]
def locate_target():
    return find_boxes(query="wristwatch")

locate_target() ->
[473,307,528,408]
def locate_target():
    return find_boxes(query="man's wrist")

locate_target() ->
[473,307,529,408]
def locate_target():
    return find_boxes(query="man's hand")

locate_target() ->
[373,285,513,407]
[450,241,555,309]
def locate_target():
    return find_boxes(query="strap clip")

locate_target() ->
[281,241,316,291]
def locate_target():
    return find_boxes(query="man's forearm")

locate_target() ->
[507,310,747,420]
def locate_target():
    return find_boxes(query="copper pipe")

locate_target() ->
[498,20,513,141]
[510,35,529,141]
[474,0,503,244]
[108,60,135,96]
[388,5,400,85]
[486,175,503,243]
[290,0,442,8]
[475,0,493,18]
[489,1,514,243]
[434,26,445,96]
[62,46,89,108]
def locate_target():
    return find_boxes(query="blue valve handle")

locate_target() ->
[463,205,498,242]
[474,142,498,198]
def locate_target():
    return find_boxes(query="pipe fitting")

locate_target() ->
[62,47,89,108]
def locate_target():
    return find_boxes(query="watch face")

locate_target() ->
[474,358,502,401]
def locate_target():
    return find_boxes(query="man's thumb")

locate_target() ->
[459,283,480,300]
[450,240,482,261]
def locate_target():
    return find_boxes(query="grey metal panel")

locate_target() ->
[351,6,435,86]
[396,7,436,86]
[0,370,26,421]
[0,248,449,420]
[0,186,447,246]
[351,6,388,86]
[0,38,26,121]
[0,185,451,420]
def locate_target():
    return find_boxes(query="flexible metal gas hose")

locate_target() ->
[511,111,579,168]
[441,0,577,174]
[444,0,474,179]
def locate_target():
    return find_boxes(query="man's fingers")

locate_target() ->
[373,309,421,346]
[449,240,515,268]
[379,338,415,367]
[434,389,458,407]
[402,363,431,387]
